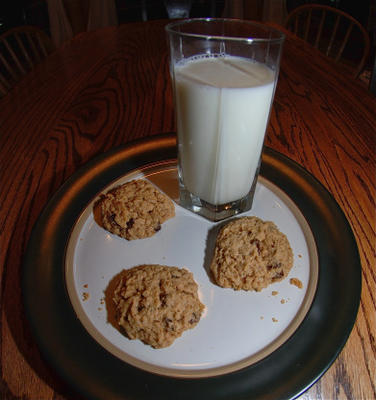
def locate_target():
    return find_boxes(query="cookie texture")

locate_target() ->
[210,216,293,291]
[98,179,175,240]
[113,264,205,348]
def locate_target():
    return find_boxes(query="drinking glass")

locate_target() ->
[164,0,192,18]
[166,19,285,221]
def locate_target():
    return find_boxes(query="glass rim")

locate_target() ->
[165,18,285,44]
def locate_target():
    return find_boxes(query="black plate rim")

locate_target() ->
[22,133,361,400]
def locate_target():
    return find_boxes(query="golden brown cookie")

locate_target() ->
[210,216,293,291]
[113,264,205,348]
[97,179,175,240]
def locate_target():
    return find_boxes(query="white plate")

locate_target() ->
[65,160,318,378]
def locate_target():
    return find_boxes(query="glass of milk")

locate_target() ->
[166,19,285,221]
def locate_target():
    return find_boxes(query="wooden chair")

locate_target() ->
[0,26,55,97]
[285,4,370,78]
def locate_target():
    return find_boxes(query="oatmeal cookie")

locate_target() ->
[210,216,293,291]
[113,264,205,348]
[98,179,175,240]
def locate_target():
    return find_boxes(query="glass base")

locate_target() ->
[178,182,257,222]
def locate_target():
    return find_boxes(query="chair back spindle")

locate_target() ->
[285,4,370,78]
[0,26,54,97]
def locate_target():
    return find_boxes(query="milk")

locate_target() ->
[174,56,275,205]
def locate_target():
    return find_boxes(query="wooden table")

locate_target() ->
[0,19,375,400]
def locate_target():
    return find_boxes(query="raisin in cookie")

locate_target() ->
[210,216,293,291]
[98,179,175,240]
[113,264,205,348]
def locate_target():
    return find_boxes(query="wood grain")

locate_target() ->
[0,20,375,400]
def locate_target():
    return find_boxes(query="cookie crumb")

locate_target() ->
[83,284,88,288]
[82,292,90,301]
[272,291,278,296]
[281,298,286,304]
[290,277,303,289]
[272,317,278,323]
